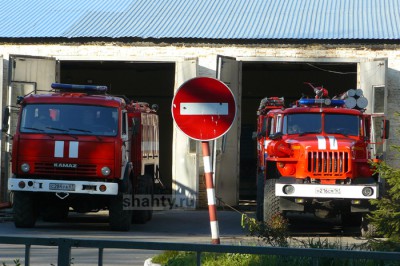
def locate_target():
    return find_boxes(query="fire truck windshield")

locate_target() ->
[324,114,360,136]
[284,113,360,136]
[20,104,118,136]
[284,114,321,135]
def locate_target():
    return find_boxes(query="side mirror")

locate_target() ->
[16,96,24,105]
[269,132,283,140]
[151,104,159,112]
[2,107,10,133]
[252,131,258,140]
[381,119,390,139]
[252,131,267,140]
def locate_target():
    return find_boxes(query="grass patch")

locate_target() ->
[151,251,400,266]
[151,214,400,266]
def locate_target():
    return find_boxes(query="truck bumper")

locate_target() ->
[275,183,378,199]
[8,178,118,195]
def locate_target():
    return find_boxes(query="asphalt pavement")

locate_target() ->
[0,205,367,266]
[0,208,250,266]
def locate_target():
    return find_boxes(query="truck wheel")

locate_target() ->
[109,178,133,231]
[13,192,37,228]
[256,172,264,221]
[263,178,280,224]
[132,174,154,224]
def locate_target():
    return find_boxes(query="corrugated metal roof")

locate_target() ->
[0,0,399,40]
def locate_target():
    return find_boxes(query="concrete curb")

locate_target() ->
[144,258,161,266]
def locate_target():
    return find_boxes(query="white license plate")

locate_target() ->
[49,183,75,191]
[315,187,341,195]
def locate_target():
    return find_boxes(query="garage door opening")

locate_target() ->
[60,60,175,191]
[240,61,357,200]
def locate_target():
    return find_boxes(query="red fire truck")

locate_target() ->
[4,83,159,231]
[255,85,389,235]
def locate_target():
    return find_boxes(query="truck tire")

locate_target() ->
[132,174,154,224]
[13,192,37,228]
[109,178,133,231]
[263,178,280,224]
[256,172,264,221]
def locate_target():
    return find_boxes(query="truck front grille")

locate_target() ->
[34,163,97,177]
[307,151,349,175]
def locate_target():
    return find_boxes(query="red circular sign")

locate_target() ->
[172,77,236,141]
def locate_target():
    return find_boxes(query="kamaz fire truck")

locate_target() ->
[4,83,159,231]
[255,85,389,234]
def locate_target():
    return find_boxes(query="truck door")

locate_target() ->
[216,55,241,206]
[360,58,387,159]
[2,55,59,202]
[172,58,198,207]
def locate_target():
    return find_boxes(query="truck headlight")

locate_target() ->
[21,163,30,173]
[362,187,374,197]
[283,185,295,195]
[101,166,111,176]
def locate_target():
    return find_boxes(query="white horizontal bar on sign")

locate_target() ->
[180,103,228,115]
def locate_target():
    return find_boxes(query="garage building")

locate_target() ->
[1,0,400,208]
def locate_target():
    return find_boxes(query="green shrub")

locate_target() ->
[368,112,400,241]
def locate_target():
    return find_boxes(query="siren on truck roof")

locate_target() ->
[298,83,368,111]
[51,83,108,93]
[297,90,368,111]
[257,84,369,114]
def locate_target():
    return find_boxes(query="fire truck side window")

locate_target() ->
[260,117,270,137]
[122,111,127,136]
[276,115,282,133]
[269,117,276,135]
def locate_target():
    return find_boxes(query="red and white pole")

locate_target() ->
[202,141,220,244]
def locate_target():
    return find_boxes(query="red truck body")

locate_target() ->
[7,83,159,231]
[255,89,388,234]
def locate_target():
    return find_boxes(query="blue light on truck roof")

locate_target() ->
[51,83,108,93]
[299,98,345,107]
[330,99,346,106]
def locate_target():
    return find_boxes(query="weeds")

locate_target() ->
[152,212,400,266]
[1,259,20,266]
[241,213,289,247]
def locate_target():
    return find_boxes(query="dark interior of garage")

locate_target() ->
[59,60,358,202]
[240,62,357,200]
[59,61,175,191]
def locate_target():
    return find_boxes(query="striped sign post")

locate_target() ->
[172,77,236,245]
[202,141,220,244]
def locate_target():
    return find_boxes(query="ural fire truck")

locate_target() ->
[255,85,389,234]
[4,83,159,231]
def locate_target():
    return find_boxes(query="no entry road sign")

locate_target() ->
[172,77,236,141]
